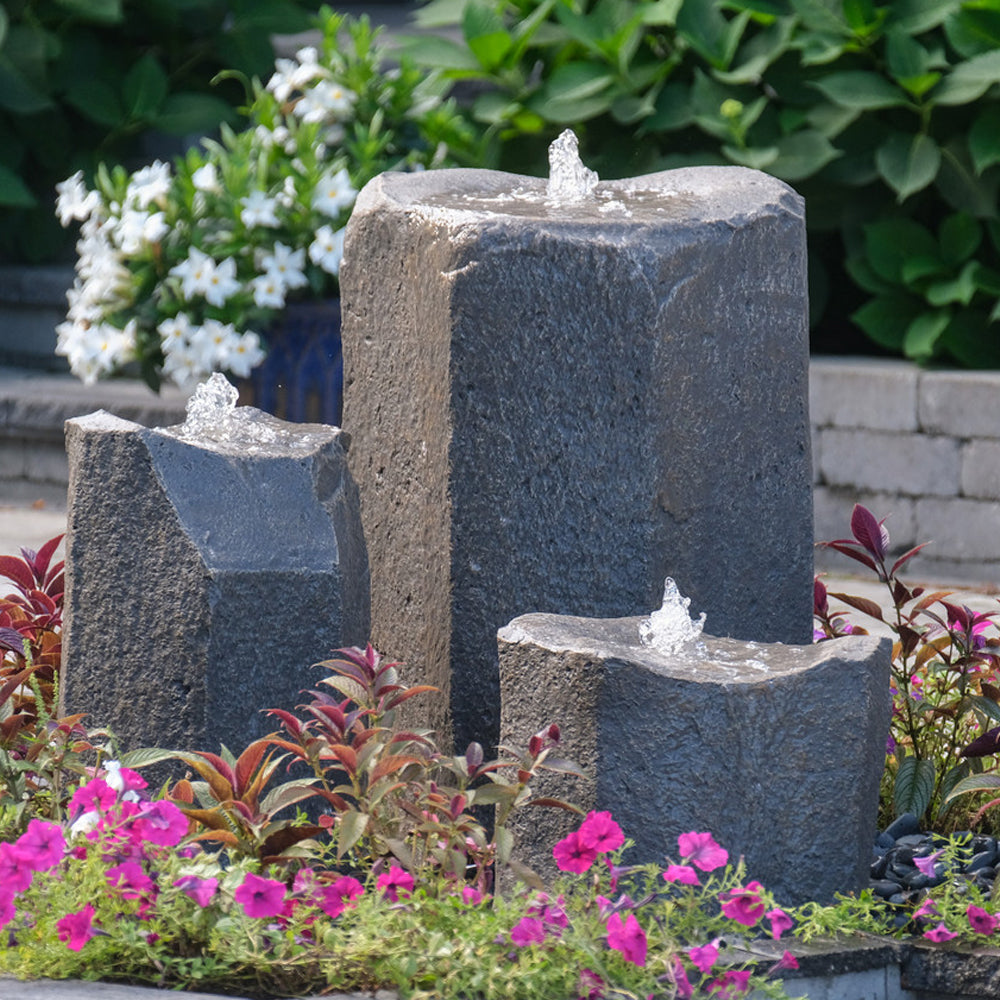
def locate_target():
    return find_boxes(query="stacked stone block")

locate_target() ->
[811,358,1000,582]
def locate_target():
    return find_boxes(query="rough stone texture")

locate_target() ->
[817,428,960,497]
[341,165,813,751]
[915,497,1000,562]
[901,943,1000,998]
[61,408,370,757]
[498,612,890,906]
[962,439,1000,499]
[809,357,918,432]
[919,369,1000,438]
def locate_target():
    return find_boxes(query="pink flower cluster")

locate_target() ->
[0,764,190,950]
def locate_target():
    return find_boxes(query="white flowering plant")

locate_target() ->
[54,7,478,391]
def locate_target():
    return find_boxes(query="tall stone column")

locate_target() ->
[340,166,812,752]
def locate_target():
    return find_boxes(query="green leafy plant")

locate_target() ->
[54,7,478,392]
[815,504,1000,831]
[170,644,583,893]
[0,0,324,264]
[409,0,1000,365]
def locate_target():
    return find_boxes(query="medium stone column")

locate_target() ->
[62,405,370,755]
[340,166,812,751]
[498,613,891,906]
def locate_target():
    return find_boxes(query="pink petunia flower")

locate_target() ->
[678,831,728,872]
[967,905,998,936]
[0,841,33,893]
[234,872,287,919]
[510,916,547,947]
[0,890,16,931]
[670,957,694,999]
[552,830,598,873]
[173,875,218,908]
[376,865,414,902]
[913,849,943,877]
[56,904,97,951]
[708,969,752,998]
[769,951,799,974]
[606,911,647,967]
[913,897,940,921]
[16,819,65,872]
[461,885,484,906]
[766,907,794,939]
[578,968,605,1000]
[719,881,766,926]
[688,939,719,974]
[577,811,625,853]
[105,860,155,900]
[319,876,365,918]
[663,864,700,886]
[70,778,117,818]
[134,800,189,847]
[924,922,958,942]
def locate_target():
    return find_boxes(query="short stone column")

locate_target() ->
[498,613,890,906]
[61,404,370,755]
[341,166,812,751]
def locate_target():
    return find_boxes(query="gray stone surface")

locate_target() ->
[919,369,1000,438]
[962,439,1000,499]
[61,407,370,758]
[810,357,919,433]
[817,428,961,497]
[498,611,890,906]
[341,165,813,751]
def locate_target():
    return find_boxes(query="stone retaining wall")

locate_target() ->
[812,357,1000,585]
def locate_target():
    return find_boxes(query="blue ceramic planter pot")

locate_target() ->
[238,299,343,425]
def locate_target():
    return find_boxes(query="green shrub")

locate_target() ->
[0,0,321,264]
[408,0,1000,366]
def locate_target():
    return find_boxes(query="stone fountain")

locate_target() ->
[61,133,889,903]
[340,130,815,753]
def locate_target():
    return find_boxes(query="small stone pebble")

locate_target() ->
[870,812,997,902]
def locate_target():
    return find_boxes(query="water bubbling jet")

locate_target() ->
[639,577,707,657]
[174,372,277,448]
[547,129,598,203]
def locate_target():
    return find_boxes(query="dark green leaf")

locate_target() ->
[677,2,751,70]
[153,93,236,135]
[937,761,972,815]
[798,31,848,65]
[852,293,920,350]
[769,129,840,180]
[969,106,1000,175]
[893,755,936,819]
[844,255,897,294]
[934,50,1000,105]
[865,218,937,281]
[118,747,180,769]
[940,213,982,265]
[943,771,1000,805]
[541,62,615,104]
[904,309,950,359]
[54,0,123,24]
[811,71,910,109]
[124,53,168,120]
[0,164,36,207]
[945,8,1000,58]
[886,29,933,82]
[642,81,695,131]
[336,809,369,859]
[788,0,849,35]
[0,7,7,50]
[495,824,514,865]
[63,78,122,128]
[937,141,1000,218]
[641,0,683,25]
[940,309,1000,367]
[722,143,779,168]
[876,132,941,201]
[888,0,961,35]
[714,15,795,83]
[0,54,53,114]
[926,261,980,306]
[413,0,466,28]
[462,1,513,71]
[398,34,481,72]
